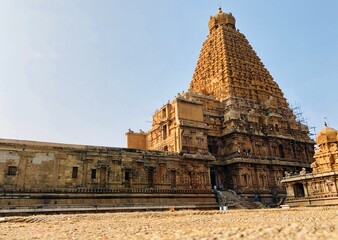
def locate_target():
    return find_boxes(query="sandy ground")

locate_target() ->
[0,207,337,240]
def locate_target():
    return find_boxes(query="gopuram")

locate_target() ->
[282,125,338,206]
[127,8,315,202]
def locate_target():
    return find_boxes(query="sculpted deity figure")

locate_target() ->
[284,171,291,178]
[310,161,318,169]
[325,180,334,193]
[329,143,338,152]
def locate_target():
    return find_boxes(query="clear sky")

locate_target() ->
[0,0,337,147]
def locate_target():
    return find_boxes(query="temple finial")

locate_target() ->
[324,116,329,127]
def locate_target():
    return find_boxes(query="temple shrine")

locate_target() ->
[282,124,338,206]
[127,8,314,201]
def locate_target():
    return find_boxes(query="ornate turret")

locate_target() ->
[316,126,338,146]
[312,125,338,173]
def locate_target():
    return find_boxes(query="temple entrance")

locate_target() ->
[293,183,305,197]
[210,169,217,189]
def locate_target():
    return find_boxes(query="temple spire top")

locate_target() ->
[208,7,236,33]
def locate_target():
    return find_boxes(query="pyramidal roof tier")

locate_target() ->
[189,8,287,107]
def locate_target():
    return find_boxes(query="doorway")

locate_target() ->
[293,183,305,197]
[210,169,217,189]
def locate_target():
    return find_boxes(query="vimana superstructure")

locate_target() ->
[0,8,316,211]
[127,8,314,201]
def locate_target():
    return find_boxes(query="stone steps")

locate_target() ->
[218,191,267,209]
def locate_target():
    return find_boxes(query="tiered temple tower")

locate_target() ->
[127,8,314,201]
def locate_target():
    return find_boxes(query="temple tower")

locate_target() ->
[127,8,315,203]
[190,8,286,105]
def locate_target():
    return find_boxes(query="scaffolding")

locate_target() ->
[309,126,317,139]
[291,102,308,125]
[291,102,316,139]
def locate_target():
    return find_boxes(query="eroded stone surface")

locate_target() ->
[0,139,215,207]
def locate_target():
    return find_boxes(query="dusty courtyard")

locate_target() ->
[0,207,337,240]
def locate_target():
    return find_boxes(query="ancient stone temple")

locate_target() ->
[282,125,338,206]
[0,8,317,212]
[0,139,215,211]
[127,8,314,202]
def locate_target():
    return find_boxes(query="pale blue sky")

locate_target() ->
[0,0,337,147]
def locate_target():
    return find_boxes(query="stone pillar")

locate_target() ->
[286,184,295,198]
[303,181,309,197]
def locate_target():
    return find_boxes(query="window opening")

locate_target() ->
[147,168,154,188]
[7,166,17,176]
[91,169,96,179]
[279,144,285,158]
[162,108,167,118]
[170,170,176,188]
[162,125,167,140]
[72,167,78,179]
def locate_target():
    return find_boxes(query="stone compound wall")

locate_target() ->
[0,139,216,208]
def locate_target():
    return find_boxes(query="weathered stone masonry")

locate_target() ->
[282,126,338,207]
[127,8,314,202]
[0,8,316,208]
[0,139,215,207]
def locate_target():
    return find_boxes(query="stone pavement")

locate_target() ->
[0,207,337,239]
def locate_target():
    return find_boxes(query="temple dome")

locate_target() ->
[316,126,338,146]
[208,8,236,32]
